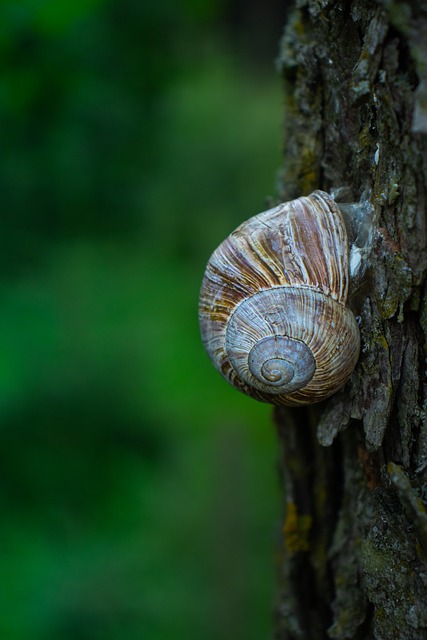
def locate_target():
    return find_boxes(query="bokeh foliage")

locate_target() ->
[0,1,284,638]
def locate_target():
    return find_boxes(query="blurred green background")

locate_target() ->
[0,1,286,638]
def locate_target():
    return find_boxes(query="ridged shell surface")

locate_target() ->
[199,191,360,406]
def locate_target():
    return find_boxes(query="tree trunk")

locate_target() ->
[274,2,427,638]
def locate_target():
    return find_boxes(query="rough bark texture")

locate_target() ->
[274,1,427,638]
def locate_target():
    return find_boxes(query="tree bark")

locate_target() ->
[274,2,427,638]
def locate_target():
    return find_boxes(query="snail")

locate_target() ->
[198,190,360,407]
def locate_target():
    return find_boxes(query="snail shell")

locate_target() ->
[198,190,360,407]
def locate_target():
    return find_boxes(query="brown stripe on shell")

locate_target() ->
[201,190,348,310]
[276,191,348,302]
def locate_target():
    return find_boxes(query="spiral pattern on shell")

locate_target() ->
[198,190,360,406]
